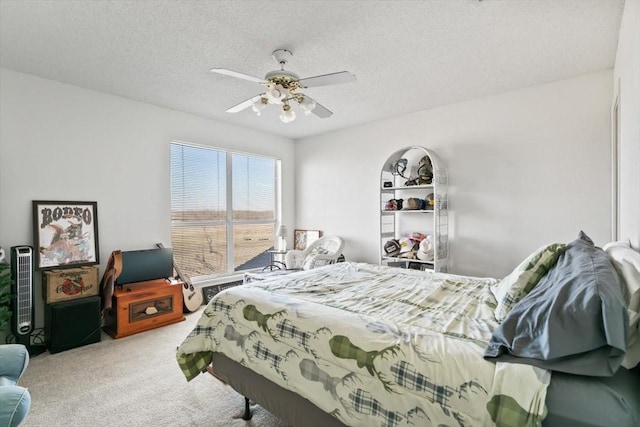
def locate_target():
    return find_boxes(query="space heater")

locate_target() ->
[10,246,35,346]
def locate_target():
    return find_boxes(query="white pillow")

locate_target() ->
[604,240,640,368]
[619,260,640,369]
[604,241,640,311]
[620,260,640,314]
[602,239,632,251]
[623,309,640,369]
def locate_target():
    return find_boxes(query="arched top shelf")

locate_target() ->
[381,146,447,188]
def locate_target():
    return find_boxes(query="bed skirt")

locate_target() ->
[209,352,345,427]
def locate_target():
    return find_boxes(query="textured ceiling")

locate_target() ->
[0,0,625,140]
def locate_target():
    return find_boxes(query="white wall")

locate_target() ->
[296,70,613,278]
[0,68,295,328]
[614,0,640,248]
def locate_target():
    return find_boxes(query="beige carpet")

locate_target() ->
[19,308,288,427]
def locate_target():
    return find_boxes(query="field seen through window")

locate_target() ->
[171,210,275,279]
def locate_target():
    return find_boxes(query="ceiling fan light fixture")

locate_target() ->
[267,88,281,101]
[279,103,296,123]
[299,96,316,116]
[266,82,287,104]
[252,97,268,115]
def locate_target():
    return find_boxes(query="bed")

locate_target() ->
[177,232,640,427]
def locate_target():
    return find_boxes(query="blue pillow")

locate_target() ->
[484,231,628,376]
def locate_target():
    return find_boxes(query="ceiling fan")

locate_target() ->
[211,49,356,123]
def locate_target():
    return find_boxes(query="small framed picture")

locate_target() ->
[294,229,322,250]
[32,200,100,270]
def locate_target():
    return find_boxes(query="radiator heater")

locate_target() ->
[10,246,45,355]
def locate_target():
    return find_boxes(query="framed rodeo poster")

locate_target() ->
[32,200,100,270]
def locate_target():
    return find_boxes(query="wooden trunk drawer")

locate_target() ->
[104,279,185,339]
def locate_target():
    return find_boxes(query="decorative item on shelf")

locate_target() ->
[385,233,428,260]
[276,225,287,251]
[404,155,434,186]
[416,155,434,184]
[385,199,404,211]
[383,239,401,257]
[417,235,435,261]
[425,193,435,210]
[409,232,426,243]
[405,198,426,210]
[383,181,393,188]
[392,158,409,178]
[396,236,420,259]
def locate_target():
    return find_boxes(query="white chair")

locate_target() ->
[285,236,345,270]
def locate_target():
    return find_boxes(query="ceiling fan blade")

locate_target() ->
[210,68,265,84]
[298,71,356,88]
[226,94,264,113]
[310,99,333,118]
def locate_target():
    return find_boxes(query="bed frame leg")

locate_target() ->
[242,396,252,420]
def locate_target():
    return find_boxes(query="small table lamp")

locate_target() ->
[276,225,287,252]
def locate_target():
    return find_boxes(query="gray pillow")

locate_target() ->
[484,231,629,376]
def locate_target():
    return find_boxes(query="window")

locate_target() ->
[170,142,279,280]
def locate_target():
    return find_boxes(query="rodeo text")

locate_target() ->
[40,206,93,229]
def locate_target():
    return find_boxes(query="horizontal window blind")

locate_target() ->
[170,143,278,280]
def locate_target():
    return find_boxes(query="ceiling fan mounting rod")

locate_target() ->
[272,49,293,70]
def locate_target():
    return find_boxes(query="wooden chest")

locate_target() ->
[104,279,185,339]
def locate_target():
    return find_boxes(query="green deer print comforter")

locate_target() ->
[177,262,549,427]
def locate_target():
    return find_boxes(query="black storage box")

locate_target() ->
[45,296,101,353]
